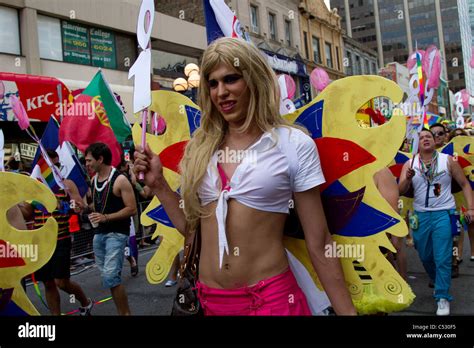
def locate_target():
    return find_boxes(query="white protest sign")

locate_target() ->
[129,0,155,113]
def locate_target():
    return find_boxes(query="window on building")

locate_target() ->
[336,46,340,71]
[303,31,309,59]
[355,55,361,75]
[268,13,276,41]
[284,20,292,46]
[250,5,259,33]
[325,42,333,68]
[312,36,321,63]
[345,51,353,75]
[115,34,137,71]
[364,58,369,74]
[0,6,20,55]
[371,62,376,74]
[61,21,92,65]
[37,15,63,61]
[37,16,136,71]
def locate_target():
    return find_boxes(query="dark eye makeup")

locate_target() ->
[208,74,242,88]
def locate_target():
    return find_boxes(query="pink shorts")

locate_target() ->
[196,268,311,316]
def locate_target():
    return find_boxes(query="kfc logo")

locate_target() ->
[26,93,54,111]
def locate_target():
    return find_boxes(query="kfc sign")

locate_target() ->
[0,73,71,122]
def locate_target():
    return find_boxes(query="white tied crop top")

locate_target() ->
[198,126,326,268]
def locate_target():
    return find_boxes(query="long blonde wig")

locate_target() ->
[180,37,296,230]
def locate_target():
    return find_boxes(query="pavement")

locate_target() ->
[26,236,474,316]
[26,245,176,316]
[397,236,474,316]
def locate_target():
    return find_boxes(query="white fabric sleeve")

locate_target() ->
[292,130,325,192]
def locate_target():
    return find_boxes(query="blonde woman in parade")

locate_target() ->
[134,38,356,316]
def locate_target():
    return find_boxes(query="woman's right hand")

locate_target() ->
[134,143,166,191]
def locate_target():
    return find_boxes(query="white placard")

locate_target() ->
[129,48,152,113]
[456,116,465,129]
[129,0,155,113]
[20,143,38,160]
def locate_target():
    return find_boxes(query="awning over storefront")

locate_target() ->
[0,73,71,122]
[260,49,307,77]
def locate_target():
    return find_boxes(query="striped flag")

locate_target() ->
[31,118,88,196]
[32,156,60,192]
[59,70,131,167]
[203,0,250,44]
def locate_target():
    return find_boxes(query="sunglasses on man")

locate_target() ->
[433,131,445,137]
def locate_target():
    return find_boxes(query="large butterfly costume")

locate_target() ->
[0,172,58,315]
[133,76,416,314]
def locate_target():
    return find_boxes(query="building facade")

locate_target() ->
[343,35,378,76]
[158,0,312,105]
[232,0,311,104]
[332,0,467,94]
[459,0,474,95]
[0,0,208,122]
[298,0,345,98]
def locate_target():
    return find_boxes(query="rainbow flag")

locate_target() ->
[416,51,426,126]
[35,157,59,192]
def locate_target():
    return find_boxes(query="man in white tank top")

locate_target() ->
[399,129,474,315]
[430,123,461,278]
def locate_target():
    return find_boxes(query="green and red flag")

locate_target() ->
[59,70,131,166]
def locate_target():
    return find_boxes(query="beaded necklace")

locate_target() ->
[93,169,115,214]
[418,151,438,183]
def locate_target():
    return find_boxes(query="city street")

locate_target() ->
[26,236,474,316]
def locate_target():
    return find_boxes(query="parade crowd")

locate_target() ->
[4,38,474,317]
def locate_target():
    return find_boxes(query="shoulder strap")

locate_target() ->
[180,222,201,278]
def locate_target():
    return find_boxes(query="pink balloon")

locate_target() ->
[310,68,330,92]
[0,81,4,99]
[10,95,30,130]
[461,89,470,109]
[280,74,296,99]
[152,113,166,135]
[423,45,441,89]
[157,115,166,135]
[407,50,425,70]
[470,47,474,69]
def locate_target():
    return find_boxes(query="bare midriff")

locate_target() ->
[198,199,289,289]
